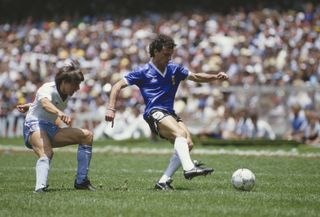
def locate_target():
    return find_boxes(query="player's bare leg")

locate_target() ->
[53,128,96,191]
[29,131,53,193]
[158,116,214,181]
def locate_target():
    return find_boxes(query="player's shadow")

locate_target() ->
[46,188,75,192]
[173,187,193,191]
[150,186,193,191]
[31,188,77,193]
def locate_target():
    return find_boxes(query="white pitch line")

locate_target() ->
[1,144,320,158]
[0,166,164,174]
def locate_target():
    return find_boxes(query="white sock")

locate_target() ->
[159,152,181,183]
[159,174,171,183]
[35,156,50,191]
[47,158,52,187]
[174,137,194,171]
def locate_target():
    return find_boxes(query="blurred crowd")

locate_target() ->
[1,2,320,144]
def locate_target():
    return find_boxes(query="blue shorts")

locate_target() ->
[23,120,59,149]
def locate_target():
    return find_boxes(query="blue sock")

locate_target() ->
[76,144,92,184]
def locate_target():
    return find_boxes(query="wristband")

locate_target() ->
[107,108,116,112]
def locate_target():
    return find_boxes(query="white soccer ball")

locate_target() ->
[231,168,256,191]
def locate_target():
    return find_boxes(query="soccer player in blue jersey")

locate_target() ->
[17,60,96,192]
[105,34,228,190]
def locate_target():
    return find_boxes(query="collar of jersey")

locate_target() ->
[149,61,167,77]
[55,84,68,102]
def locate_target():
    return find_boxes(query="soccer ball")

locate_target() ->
[231,168,256,191]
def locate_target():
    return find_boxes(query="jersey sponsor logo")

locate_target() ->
[152,111,165,120]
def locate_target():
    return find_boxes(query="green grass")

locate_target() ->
[1,137,320,217]
[2,136,320,153]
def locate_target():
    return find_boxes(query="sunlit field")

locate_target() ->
[0,138,320,217]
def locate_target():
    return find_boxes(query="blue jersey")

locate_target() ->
[124,61,189,119]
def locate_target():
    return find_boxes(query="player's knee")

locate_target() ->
[174,130,188,139]
[49,151,54,159]
[82,129,93,145]
[188,140,194,151]
[43,150,54,159]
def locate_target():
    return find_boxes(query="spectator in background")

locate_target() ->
[303,110,320,146]
[197,95,225,139]
[286,103,307,142]
[114,106,151,140]
[218,108,237,139]
[0,1,320,140]
[233,108,249,139]
[244,112,276,140]
[101,105,151,140]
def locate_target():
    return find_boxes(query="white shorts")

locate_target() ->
[23,120,59,149]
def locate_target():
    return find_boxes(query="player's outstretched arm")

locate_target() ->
[187,71,229,83]
[105,79,128,128]
[40,98,72,126]
[16,103,32,113]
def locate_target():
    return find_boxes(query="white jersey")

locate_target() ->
[25,82,69,123]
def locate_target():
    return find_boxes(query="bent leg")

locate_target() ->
[53,128,94,185]
[158,116,194,171]
[178,121,194,151]
[158,117,214,181]
[161,122,196,180]
[76,143,93,184]
[29,131,53,191]
[53,127,93,147]
[158,151,181,183]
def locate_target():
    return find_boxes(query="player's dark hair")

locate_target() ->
[149,34,176,57]
[55,59,84,87]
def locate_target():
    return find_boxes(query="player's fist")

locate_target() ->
[16,104,30,113]
[58,112,72,126]
[216,72,229,80]
[105,109,115,128]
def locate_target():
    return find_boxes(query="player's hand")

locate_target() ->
[16,104,30,113]
[216,72,229,80]
[105,109,115,128]
[58,112,72,126]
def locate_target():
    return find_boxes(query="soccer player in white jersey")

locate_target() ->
[17,60,96,192]
[105,34,228,190]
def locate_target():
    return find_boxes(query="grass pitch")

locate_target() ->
[0,138,320,217]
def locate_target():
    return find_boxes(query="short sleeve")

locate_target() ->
[176,65,189,81]
[124,69,144,86]
[37,84,52,101]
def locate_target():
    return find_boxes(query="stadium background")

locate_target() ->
[0,0,319,143]
[1,0,316,21]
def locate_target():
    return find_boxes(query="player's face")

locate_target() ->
[61,81,80,96]
[154,46,174,67]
